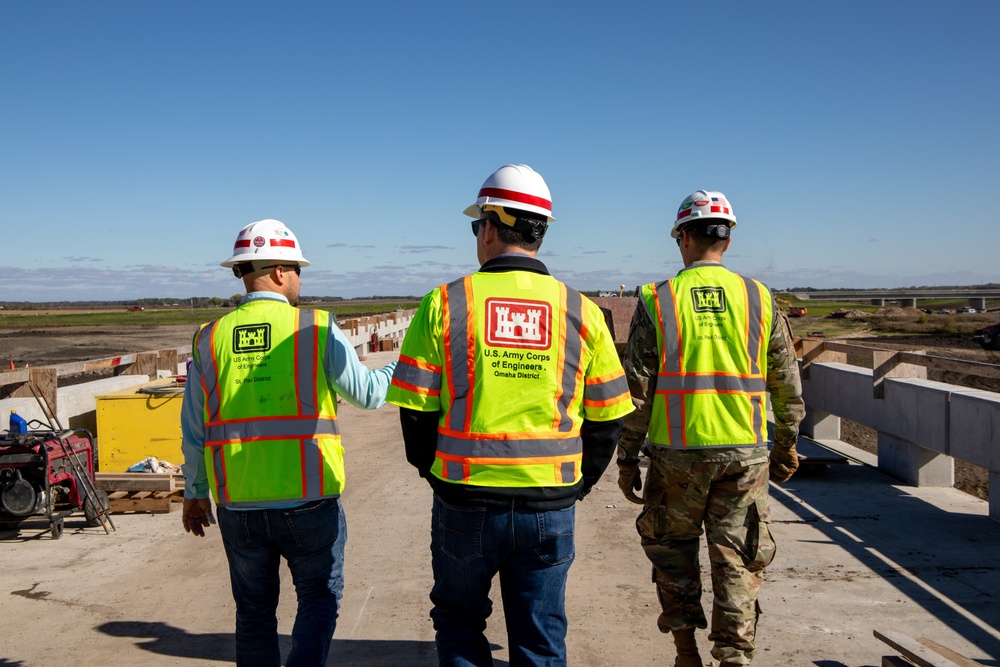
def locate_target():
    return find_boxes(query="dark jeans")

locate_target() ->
[429,495,576,667]
[218,498,347,667]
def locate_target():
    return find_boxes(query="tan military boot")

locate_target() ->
[673,628,704,667]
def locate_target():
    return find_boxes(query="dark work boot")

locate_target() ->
[673,628,704,667]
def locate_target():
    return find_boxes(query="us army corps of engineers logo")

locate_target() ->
[233,323,271,353]
[485,298,551,350]
[691,287,727,313]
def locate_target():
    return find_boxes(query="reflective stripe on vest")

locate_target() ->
[194,305,343,506]
[434,275,586,487]
[644,271,771,449]
[392,354,442,396]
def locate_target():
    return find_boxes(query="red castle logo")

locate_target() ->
[485,298,551,350]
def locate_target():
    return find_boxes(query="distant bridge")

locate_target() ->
[788,289,1000,308]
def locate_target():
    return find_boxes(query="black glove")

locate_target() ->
[617,460,644,505]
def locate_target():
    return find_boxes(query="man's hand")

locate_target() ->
[182,498,215,537]
[617,460,645,505]
[769,442,800,483]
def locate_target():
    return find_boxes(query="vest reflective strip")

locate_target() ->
[738,275,766,440]
[651,281,681,374]
[584,370,630,405]
[648,281,685,446]
[655,375,766,393]
[296,311,318,415]
[444,279,474,433]
[440,456,578,484]
[211,444,228,503]
[196,323,222,422]
[551,285,583,432]
[204,417,340,443]
[740,275,763,377]
[436,433,583,459]
[393,354,442,395]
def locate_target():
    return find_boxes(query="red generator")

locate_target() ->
[0,429,110,539]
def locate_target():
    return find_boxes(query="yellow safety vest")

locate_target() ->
[193,299,344,507]
[640,265,774,449]
[387,270,634,488]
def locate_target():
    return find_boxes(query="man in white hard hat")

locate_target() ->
[387,165,635,665]
[616,192,804,666]
[180,219,397,667]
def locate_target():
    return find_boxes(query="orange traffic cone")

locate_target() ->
[8,360,13,370]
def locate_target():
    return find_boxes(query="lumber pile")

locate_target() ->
[95,473,185,514]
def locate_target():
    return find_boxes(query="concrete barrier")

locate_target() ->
[800,358,1000,521]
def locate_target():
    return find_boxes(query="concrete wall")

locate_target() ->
[800,360,1000,521]
[1,375,153,436]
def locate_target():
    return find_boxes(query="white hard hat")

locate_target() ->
[670,190,738,239]
[220,219,311,268]
[463,164,555,222]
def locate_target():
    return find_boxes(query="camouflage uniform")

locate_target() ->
[618,266,804,665]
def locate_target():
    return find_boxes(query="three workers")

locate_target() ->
[181,174,803,667]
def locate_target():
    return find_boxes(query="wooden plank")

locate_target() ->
[95,473,176,493]
[916,638,981,667]
[883,657,915,667]
[108,496,174,514]
[106,489,182,514]
[874,629,963,667]
[9,369,59,419]
[157,349,178,374]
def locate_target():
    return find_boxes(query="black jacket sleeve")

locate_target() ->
[579,417,624,498]
[398,407,439,478]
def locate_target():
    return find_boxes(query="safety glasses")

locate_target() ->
[471,218,488,237]
[258,264,301,276]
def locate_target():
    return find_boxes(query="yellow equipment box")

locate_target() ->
[95,378,185,472]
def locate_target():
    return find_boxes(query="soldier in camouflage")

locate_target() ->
[616,190,804,667]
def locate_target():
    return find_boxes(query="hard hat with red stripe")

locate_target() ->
[670,190,738,239]
[463,164,555,222]
[221,219,311,268]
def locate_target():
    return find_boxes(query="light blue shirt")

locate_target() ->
[181,292,397,507]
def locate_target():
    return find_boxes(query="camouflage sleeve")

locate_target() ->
[617,297,659,462]
[767,307,805,450]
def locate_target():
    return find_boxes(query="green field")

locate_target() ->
[0,302,419,328]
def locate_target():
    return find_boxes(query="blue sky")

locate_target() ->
[2,1,998,301]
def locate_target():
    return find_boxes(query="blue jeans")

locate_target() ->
[218,498,347,667]
[429,495,576,667]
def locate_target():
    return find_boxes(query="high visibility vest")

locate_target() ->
[640,265,774,449]
[387,271,634,488]
[193,299,343,507]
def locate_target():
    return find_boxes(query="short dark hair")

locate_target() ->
[677,220,730,252]
[484,207,547,251]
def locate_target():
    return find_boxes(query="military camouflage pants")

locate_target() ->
[636,447,775,665]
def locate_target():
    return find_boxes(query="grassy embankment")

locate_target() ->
[0,302,419,328]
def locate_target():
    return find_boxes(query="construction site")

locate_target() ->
[0,301,998,667]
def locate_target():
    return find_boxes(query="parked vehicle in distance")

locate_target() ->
[936,308,953,315]
[960,307,978,314]
[127,306,144,312]
[972,322,1000,350]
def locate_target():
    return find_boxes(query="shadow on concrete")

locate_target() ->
[770,463,1000,661]
[98,622,235,662]
[98,620,507,666]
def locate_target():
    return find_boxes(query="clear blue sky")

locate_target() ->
[2,1,997,302]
